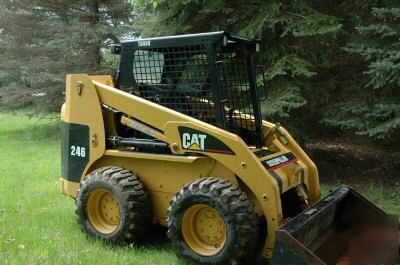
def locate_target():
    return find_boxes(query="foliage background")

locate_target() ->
[1,0,399,142]
[132,0,400,142]
[0,0,399,172]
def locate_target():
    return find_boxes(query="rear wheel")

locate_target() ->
[167,177,260,265]
[76,166,151,244]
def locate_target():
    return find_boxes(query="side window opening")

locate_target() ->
[133,50,164,85]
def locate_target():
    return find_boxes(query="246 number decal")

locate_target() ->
[70,145,86,158]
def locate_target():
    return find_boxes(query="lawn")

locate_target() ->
[0,112,185,265]
[0,112,398,265]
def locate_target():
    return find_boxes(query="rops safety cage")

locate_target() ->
[113,32,266,147]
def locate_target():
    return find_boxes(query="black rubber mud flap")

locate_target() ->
[270,186,399,265]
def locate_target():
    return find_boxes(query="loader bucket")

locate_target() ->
[270,186,399,265]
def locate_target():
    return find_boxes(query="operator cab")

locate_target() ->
[112,32,267,147]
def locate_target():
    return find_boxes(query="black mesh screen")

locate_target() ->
[132,45,216,125]
[217,49,256,132]
[131,44,256,133]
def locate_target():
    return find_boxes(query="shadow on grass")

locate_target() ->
[92,225,174,253]
[0,112,60,142]
[93,225,270,264]
[0,122,60,142]
[139,225,171,251]
[134,225,270,265]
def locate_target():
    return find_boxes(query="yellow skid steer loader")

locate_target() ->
[60,32,399,264]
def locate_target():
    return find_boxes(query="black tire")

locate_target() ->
[167,177,260,265]
[76,166,152,244]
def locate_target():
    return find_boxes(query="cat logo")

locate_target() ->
[182,133,207,151]
[178,126,235,155]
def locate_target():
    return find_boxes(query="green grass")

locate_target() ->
[0,112,185,265]
[0,112,398,264]
[320,182,400,216]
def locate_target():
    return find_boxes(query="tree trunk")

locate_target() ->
[89,0,101,69]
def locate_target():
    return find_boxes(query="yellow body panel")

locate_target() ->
[60,74,320,258]
[61,75,106,182]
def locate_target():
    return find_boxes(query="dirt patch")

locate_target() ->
[305,137,400,190]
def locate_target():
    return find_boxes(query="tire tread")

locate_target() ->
[76,166,152,244]
[167,177,260,265]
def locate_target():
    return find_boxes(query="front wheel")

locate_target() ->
[75,166,152,244]
[167,177,260,265]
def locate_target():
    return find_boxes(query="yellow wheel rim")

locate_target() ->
[181,204,227,256]
[87,189,120,234]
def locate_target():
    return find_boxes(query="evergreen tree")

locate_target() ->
[0,0,132,112]
[133,0,399,140]
[132,0,343,136]
[1,0,399,142]
[323,4,400,138]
